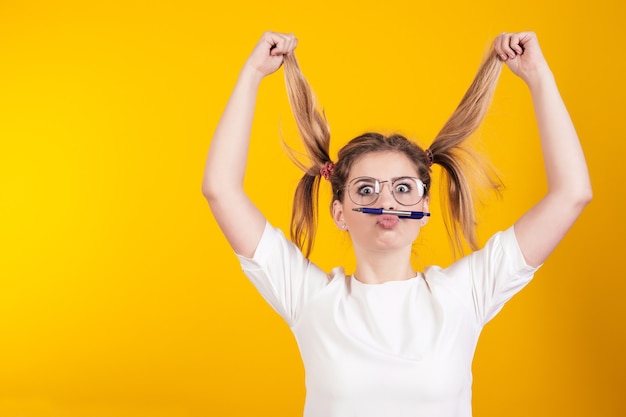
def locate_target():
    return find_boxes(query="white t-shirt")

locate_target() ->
[237,222,538,417]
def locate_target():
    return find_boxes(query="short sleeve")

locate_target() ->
[471,226,540,325]
[236,221,329,327]
[434,226,540,326]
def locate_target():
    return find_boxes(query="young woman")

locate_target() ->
[203,31,591,417]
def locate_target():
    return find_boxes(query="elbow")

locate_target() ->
[581,187,593,207]
[201,177,219,204]
[202,175,244,208]
[202,187,218,206]
[549,182,592,215]
[571,184,593,212]
[578,180,593,207]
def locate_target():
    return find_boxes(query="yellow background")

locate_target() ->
[1,0,624,416]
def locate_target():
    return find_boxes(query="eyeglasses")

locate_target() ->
[345,176,426,207]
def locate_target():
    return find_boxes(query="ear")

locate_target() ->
[421,197,430,226]
[332,199,345,230]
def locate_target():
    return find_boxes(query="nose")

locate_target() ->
[378,181,396,209]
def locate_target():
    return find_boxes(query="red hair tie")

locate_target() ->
[425,149,434,167]
[320,161,335,180]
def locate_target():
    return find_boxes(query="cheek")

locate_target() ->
[344,211,364,228]
[408,220,423,233]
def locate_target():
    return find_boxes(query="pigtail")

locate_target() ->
[429,49,504,255]
[282,53,332,258]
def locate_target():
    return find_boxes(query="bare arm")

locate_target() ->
[202,32,298,258]
[495,32,592,267]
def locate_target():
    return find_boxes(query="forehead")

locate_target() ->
[349,151,419,179]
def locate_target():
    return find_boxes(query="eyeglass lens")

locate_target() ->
[348,177,424,206]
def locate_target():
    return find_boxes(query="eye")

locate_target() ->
[394,180,413,194]
[351,178,378,196]
[357,185,375,196]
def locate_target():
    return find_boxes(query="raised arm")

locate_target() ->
[202,32,298,258]
[494,32,592,267]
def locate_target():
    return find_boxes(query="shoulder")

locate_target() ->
[236,222,341,325]
[425,226,537,278]
[237,222,308,270]
[423,226,541,324]
[473,226,540,276]
[238,221,338,285]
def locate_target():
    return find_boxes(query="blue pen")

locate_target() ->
[352,207,431,220]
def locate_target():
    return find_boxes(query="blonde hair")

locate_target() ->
[282,48,504,258]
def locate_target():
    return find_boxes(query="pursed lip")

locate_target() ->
[376,214,400,228]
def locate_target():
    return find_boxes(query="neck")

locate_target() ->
[352,246,416,284]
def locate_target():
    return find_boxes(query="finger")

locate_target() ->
[494,32,510,60]
[509,33,524,55]
[495,32,511,60]
[266,33,285,56]
[501,33,517,59]
[517,31,538,51]
[268,33,297,56]
[284,35,298,56]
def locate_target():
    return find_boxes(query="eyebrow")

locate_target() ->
[351,176,418,182]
